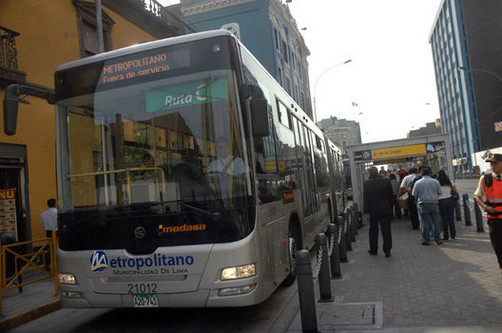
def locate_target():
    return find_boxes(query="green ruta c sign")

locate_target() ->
[146,78,228,112]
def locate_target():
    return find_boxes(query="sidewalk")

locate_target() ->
[287,214,502,332]
[0,276,60,331]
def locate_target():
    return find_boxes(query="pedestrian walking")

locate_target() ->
[437,170,457,240]
[412,166,443,245]
[40,198,57,238]
[363,166,394,257]
[474,153,502,274]
[40,198,57,270]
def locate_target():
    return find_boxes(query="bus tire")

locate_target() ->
[281,223,300,287]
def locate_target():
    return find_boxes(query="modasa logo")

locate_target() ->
[90,251,109,272]
[157,223,206,236]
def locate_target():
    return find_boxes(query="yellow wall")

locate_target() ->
[0,0,160,240]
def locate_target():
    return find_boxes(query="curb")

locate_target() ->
[0,299,61,331]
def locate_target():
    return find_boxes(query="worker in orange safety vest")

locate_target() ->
[474,153,502,274]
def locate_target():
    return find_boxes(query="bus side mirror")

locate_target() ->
[246,85,270,137]
[250,98,269,137]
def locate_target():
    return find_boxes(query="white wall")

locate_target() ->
[474,146,502,173]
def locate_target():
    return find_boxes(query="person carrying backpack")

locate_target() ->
[474,153,502,274]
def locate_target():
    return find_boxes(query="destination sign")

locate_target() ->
[98,47,189,87]
[146,77,228,112]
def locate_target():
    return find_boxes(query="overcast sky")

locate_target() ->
[159,0,443,143]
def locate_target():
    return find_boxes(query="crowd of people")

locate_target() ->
[363,164,460,257]
[363,155,502,274]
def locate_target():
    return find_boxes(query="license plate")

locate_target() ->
[133,294,159,308]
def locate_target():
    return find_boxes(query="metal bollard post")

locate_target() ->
[455,199,462,221]
[473,200,485,232]
[353,202,361,232]
[462,194,472,226]
[345,208,353,251]
[296,249,318,333]
[326,223,342,279]
[315,233,333,302]
[351,204,357,241]
[338,215,348,263]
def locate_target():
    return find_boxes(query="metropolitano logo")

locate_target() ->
[90,250,109,272]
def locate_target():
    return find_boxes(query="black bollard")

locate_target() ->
[462,194,472,226]
[473,200,485,232]
[315,233,333,302]
[338,215,348,263]
[455,199,462,221]
[296,249,318,333]
[353,202,361,232]
[345,208,353,251]
[326,223,342,279]
[351,204,358,240]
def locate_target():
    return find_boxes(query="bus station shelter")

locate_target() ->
[346,133,453,212]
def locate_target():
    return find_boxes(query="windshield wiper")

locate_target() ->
[152,199,221,219]
[178,201,221,219]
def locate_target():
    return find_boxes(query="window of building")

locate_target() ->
[73,0,115,57]
[285,76,292,95]
[274,28,280,50]
[282,41,289,63]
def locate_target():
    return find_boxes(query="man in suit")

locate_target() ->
[363,166,394,257]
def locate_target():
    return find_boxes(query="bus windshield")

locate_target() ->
[57,69,253,252]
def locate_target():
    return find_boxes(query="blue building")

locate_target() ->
[429,0,502,171]
[181,0,312,118]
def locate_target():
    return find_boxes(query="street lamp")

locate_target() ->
[313,59,352,122]
[457,66,502,83]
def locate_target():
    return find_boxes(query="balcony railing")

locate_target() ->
[0,25,19,70]
[0,25,26,87]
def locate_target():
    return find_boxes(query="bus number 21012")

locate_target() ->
[127,283,158,294]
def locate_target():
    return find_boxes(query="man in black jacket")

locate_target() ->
[363,166,394,257]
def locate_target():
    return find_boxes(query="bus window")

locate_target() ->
[274,102,296,192]
[254,116,281,204]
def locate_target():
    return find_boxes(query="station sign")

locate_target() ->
[370,144,426,160]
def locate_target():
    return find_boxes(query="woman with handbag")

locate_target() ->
[438,170,458,240]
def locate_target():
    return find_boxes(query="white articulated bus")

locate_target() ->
[7,30,346,308]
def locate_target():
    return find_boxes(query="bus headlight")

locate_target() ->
[58,272,77,285]
[221,264,256,280]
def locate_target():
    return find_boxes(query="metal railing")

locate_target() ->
[0,25,20,70]
[0,232,59,316]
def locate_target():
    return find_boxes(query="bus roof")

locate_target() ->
[56,30,234,72]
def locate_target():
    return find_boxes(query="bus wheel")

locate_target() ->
[281,225,299,287]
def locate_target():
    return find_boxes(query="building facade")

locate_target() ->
[429,0,502,171]
[180,0,313,118]
[317,116,361,153]
[0,0,182,241]
[407,119,442,138]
